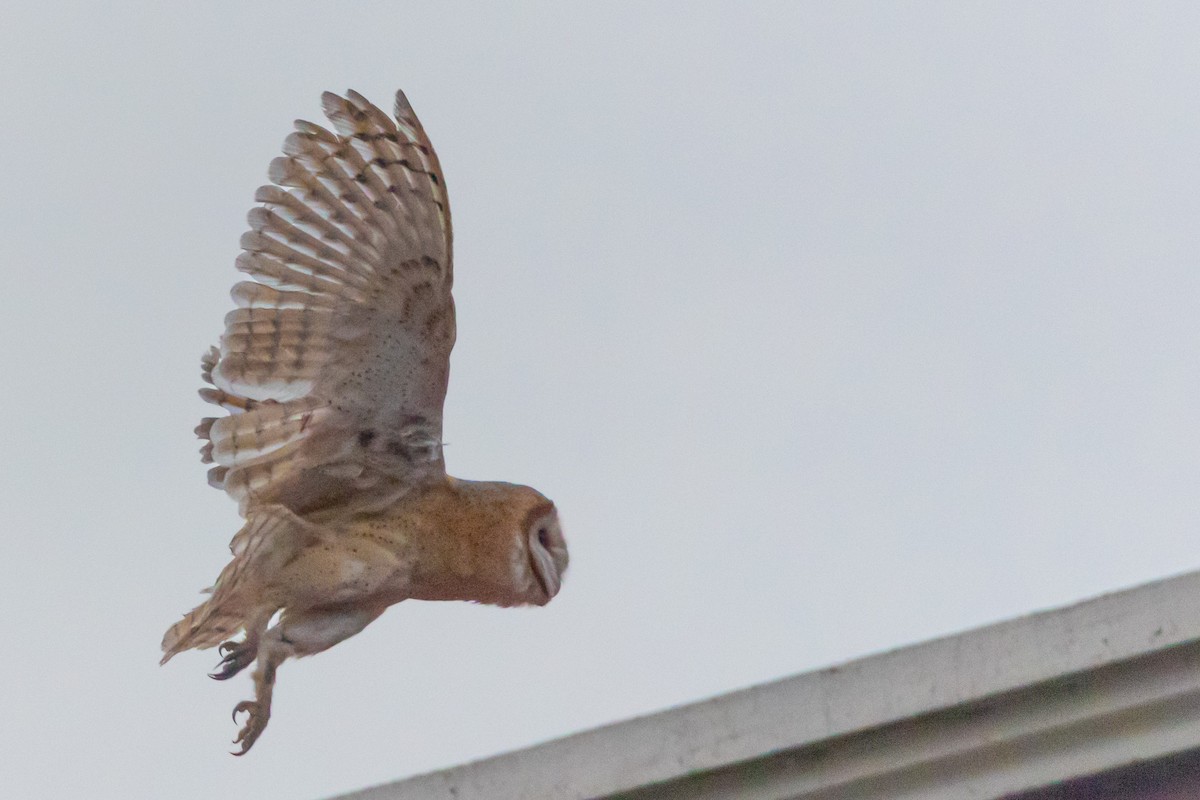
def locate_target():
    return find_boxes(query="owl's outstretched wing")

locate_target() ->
[198,90,455,516]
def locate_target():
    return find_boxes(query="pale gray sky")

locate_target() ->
[2,2,1199,798]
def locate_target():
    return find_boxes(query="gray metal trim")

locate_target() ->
[330,570,1200,800]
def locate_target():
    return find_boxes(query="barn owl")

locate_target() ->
[160,89,568,755]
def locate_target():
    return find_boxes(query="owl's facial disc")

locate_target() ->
[526,508,567,604]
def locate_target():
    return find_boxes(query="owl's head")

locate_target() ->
[430,478,569,607]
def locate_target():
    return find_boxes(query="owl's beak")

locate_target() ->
[531,546,561,604]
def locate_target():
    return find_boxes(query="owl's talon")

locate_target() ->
[210,640,256,680]
[230,700,269,755]
[232,699,256,724]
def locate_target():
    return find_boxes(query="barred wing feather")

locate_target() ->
[198,90,455,516]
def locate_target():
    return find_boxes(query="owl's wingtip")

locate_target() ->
[319,90,343,118]
[394,89,414,118]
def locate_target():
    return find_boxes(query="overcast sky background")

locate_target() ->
[3,2,1199,798]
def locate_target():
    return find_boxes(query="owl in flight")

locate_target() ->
[160,89,568,754]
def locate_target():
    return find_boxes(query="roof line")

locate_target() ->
[331,569,1200,799]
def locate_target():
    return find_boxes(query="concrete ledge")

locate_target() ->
[331,570,1200,800]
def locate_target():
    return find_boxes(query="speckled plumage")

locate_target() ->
[160,90,568,754]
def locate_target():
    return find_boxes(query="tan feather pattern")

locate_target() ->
[197,89,454,514]
[163,91,568,756]
[209,398,326,467]
[230,281,338,311]
[160,506,317,662]
[220,439,305,503]
[215,307,335,400]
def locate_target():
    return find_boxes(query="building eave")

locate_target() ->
[332,569,1200,800]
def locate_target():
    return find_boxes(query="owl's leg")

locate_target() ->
[230,632,287,756]
[229,602,388,755]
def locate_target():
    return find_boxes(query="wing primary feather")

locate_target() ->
[390,89,452,265]
[331,91,448,261]
[281,131,400,245]
[285,122,408,251]
[317,93,413,243]
[266,154,381,250]
[230,282,338,311]
[246,206,361,275]
[239,231,369,290]
[235,252,363,300]
[254,185,381,268]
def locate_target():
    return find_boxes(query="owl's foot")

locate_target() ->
[231,700,271,756]
[226,632,286,755]
[209,639,257,681]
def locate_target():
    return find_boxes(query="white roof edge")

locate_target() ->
[331,569,1200,800]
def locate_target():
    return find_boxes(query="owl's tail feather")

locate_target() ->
[160,506,318,665]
